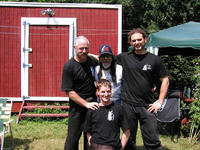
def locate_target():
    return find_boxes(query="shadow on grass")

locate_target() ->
[136,146,170,150]
[136,146,144,150]
[163,147,170,150]
[158,121,181,143]
[4,136,31,150]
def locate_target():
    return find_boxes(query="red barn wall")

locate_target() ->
[0,2,122,112]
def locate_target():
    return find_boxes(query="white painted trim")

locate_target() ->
[0,97,23,102]
[24,97,69,101]
[0,97,69,102]
[21,17,76,100]
[69,20,77,59]
[0,2,122,9]
[22,17,76,26]
[21,18,30,98]
[117,5,122,54]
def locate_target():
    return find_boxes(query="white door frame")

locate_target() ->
[21,17,76,101]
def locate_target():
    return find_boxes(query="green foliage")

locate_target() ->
[161,55,197,90]
[190,90,200,125]
[188,57,200,141]
[144,0,200,32]
[90,0,119,4]
[188,121,200,144]
[160,56,200,142]
[19,0,120,3]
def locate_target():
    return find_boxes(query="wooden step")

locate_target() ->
[20,113,69,117]
[23,106,70,110]
[16,100,70,124]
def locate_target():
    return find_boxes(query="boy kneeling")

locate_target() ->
[84,79,130,150]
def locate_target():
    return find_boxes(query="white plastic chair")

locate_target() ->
[0,99,14,150]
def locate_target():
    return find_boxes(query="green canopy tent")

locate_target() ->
[146,21,200,55]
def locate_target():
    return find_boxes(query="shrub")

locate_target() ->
[189,57,200,142]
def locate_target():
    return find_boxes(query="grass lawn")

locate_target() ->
[3,115,200,150]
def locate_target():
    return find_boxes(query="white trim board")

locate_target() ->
[21,17,76,101]
[0,2,122,9]
[0,97,69,102]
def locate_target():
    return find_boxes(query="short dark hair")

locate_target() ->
[128,28,147,43]
[96,79,111,91]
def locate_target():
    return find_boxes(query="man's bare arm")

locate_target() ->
[88,53,99,61]
[158,76,170,104]
[87,132,92,147]
[67,91,99,110]
[121,129,130,150]
[148,76,169,113]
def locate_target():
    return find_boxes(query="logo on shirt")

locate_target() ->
[142,64,151,71]
[107,110,114,121]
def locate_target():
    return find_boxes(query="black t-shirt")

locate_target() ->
[61,56,98,100]
[84,102,129,148]
[116,52,168,106]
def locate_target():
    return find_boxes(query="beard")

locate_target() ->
[77,53,88,62]
[102,62,111,69]
[134,44,145,51]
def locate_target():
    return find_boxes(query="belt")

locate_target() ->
[91,143,117,150]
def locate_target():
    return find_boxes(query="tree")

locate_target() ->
[143,0,200,32]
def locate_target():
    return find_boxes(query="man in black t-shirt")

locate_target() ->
[117,28,170,150]
[85,79,130,150]
[61,36,99,150]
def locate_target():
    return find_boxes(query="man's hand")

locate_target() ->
[86,102,99,110]
[68,91,99,110]
[147,101,162,113]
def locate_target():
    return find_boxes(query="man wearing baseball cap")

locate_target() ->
[92,44,123,104]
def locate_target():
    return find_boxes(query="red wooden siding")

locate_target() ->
[0,7,21,97]
[29,25,69,97]
[0,5,119,100]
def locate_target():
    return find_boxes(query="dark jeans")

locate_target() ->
[64,101,89,150]
[122,102,162,150]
